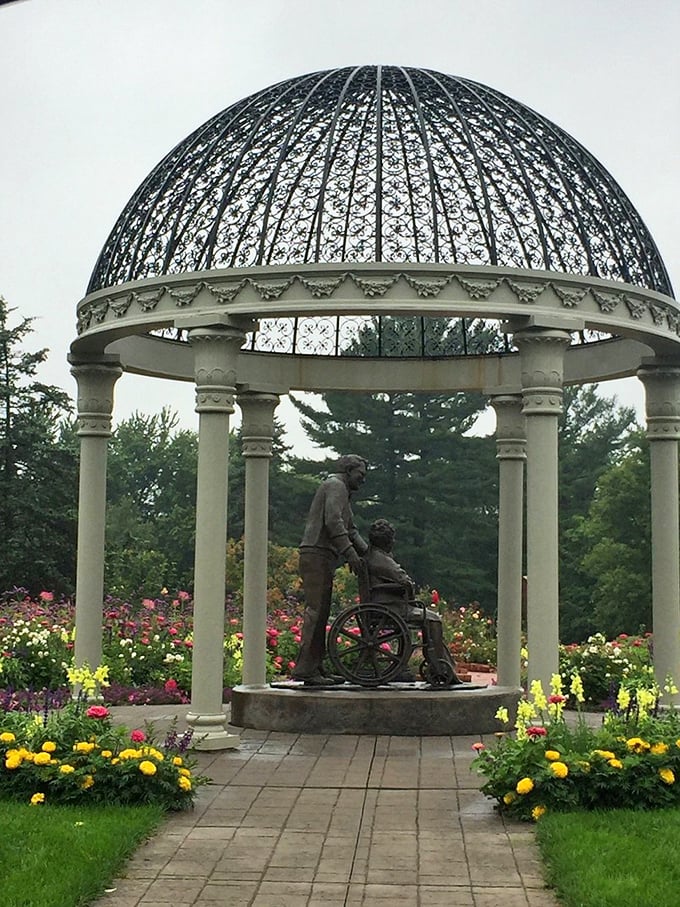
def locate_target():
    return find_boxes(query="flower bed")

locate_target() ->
[472,673,680,821]
[0,697,207,810]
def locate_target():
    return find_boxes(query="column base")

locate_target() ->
[185,710,240,750]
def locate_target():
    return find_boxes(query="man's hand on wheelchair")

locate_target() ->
[345,547,362,574]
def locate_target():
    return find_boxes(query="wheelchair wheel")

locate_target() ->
[422,658,455,688]
[328,604,411,686]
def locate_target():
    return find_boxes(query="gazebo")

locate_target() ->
[70,66,678,748]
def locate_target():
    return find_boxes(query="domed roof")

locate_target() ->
[88,65,672,297]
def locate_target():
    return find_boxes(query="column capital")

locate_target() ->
[490,394,526,460]
[189,324,248,415]
[237,392,280,459]
[69,357,123,437]
[514,328,571,417]
[638,362,680,441]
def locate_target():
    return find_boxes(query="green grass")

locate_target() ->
[0,801,164,907]
[536,808,680,907]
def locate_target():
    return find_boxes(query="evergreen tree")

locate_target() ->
[569,437,651,637]
[105,409,198,595]
[0,297,78,593]
[291,389,498,605]
[557,386,638,641]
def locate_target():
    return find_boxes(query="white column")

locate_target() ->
[185,323,246,750]
[514,329,571,694]
[238,392,279,686]
[69,356,122,676]
[491,394,526,689]
[638,363,680,702]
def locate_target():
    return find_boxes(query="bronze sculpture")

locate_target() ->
[291,454,369,686]
[364,519,462,684]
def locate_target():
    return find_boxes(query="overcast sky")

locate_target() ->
[2,0,678,454]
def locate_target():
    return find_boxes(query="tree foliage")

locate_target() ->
[291,389,498,605]
[0,297,78,593]
[557,386,639,641]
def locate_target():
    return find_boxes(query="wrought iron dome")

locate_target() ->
[88,65,672,296]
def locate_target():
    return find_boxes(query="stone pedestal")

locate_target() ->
[231,684,522,736]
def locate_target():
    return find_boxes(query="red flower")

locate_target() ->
[548,695,566,704]
[86,705,109,719]
[164,679,178,692]
[526,726,547,737]
[130,729,146,743]
[431,590,440,604]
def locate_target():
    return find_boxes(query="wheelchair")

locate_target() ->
[326,561,457,688]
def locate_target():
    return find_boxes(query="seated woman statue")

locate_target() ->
[364,518,462,684]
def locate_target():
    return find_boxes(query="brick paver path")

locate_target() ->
[95,721,560,907]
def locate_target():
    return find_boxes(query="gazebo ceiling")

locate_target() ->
[88,65,672,297]
[73,66,678,386]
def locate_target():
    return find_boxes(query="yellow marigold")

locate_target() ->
[544,750,561,761]
[139,746,164,761]
[659,768,675,785]
[503,792,516,805]
[178,767,191,777]
[30,793,45,806]
[100,750,113,759]
[178,775,192,791]
[651,742,669,756]
[22,751,35,763]
[118,748,141,760]
[41,741,57,753]
[81,775,95,789]
[139,760,157,776]
[0,732,16,744]
[549,761,569,779]
[73,741,95,754]
[593,749,617,761]
[33,752,51,766]
[626,737,650,754]
[5,756,21,770]
[608,759,623,769]
[59,764,75,774]
[516,777,534,795]
[111,758,120,765]
[172,756,184,766]
[532,805,547,821]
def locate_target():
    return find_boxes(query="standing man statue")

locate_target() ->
[291,454,369,686]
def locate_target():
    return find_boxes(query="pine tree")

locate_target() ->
[0,297,77,593]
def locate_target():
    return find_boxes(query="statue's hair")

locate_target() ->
[369,518,395,544]
[336,454,368,473]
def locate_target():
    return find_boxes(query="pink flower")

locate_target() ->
[229,618,239,625]
[142,599,155,610]
[164,679,178,693]
[39,591,54,602]
[86,705,109,719]
[130,729,146,743]
[288,661,296,670]
[294,635,302,643]
[168,627,178,636]
[471,742,485,751]
[177,590,190,601]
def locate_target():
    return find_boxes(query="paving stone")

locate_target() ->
[95,721,555,907]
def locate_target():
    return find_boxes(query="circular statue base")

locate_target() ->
[230,681,522,736]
